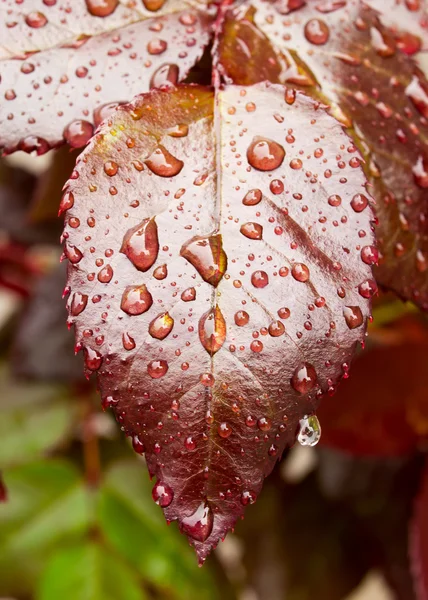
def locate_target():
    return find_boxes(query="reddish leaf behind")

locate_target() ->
[411,458,428,600]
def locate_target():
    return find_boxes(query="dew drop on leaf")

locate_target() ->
[180,502,214,543]
[152,481,174,507]
[297,415,321,446]
[199,307,226,355]
[121,285,153,315]
[120,219,159,272]
[291,363,317,394]
[343,306,364,329]
[145,145,184,177]
[247,137,286,171]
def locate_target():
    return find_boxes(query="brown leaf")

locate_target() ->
[216,0,428,309]
[0,1,213,153]
[63,82,375,561]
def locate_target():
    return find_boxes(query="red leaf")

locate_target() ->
[0,1,213,154]
[63,83,375,561]
[410,458,428,600]
[317,316,428,457]
[216,0,428,309]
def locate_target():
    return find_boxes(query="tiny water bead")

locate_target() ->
[247,137,285,171]
[291,363,317,394]
[241,490,257,506]
[218,422,232,438]
[297,415,321,447]
[180,502,214,543]
[121,218,159,272]
[152,481,174,507]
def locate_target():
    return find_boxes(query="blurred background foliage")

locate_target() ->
[0,148,427,600]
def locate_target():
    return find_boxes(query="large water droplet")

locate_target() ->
[143,0,166,10]
[298,415,321,446]
[122,332,136,350]
[343,306,363,329]
[121,285,153,315]
[247,137,285,171]
[145,145,183,177]
[181,234,227,287]
[152,480,174,507]
[86,0,118,17]
[71,292,88,316]
[243,189,262,206]
[234,310,249,326]
[304,19,330,45]
[181,287,196,302]
[25,12,48,27]
[413,155,428,188]
[180,502,213,542]
[199,306,226,355]
[63,120,94,148]
[150,64,179,89]
[351,193,369,213]
[251,270,269,288]
[240,222,263,240]
[121,218,159,272]
[84,347,103,371]
[149,312,174,340]
[292,263,310,282]
[291,363,317,394]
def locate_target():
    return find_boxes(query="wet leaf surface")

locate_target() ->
[217,0,428,309]
[0,1,214,153]
[63,82,375,560]
[317,315,428,457]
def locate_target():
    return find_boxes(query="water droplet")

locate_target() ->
[104,161,118,176]
[143,0,166,10]
[292,263,310,282]
[199,306,226,355]
[240,222,263,240]
[132,434,145,454]
[304,19,330,45]
[270,179,284,194]
[268,321,285,336]
[290,158,303,170]
[122,332,136,350]
[413,155,428,188]
[149,312,174,340]
[65,244,83,264]
[405,76,428,118]
[121,285,153,315]
[148,38,167,55]
[234,310,249,326]
[180,502,213,542]
[247,137,285,171]
[63,120,94,148]
[25,12,48,27]
[153,264,167,280]
[121,218,159,272]
[147,360,168,379]
[18,136,50,156]
[84,347,103,371]
[243,189,262,206]
[257,417,271,431]
[291,363,317,394]
[218,422,232,438]
[298,415,321,446]
[358,279,378,299]
[86,0,118,17]
[181,287,196,302]
[98,264,113,283]
[152,481,174,507]
[328,194,342,207]
[241,490,257,505]
[150,63,179,89]
[71,292,88,316]
[250,340,263,353]
[181,234,227,287]
[93,101,121,126]
[200,372,215,387]
[168,124,189,138]
[370,27,395,57]
[251,270,269,288]
[360,246,379,265]
[145,145,183,177]
[343,306,364,329]
[351,193,368,212]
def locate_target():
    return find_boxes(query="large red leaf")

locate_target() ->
[0,0,213,154]
[63,82,375,561]
[216,0,428,310]
[317,315,428,457]
[410,458,428,600]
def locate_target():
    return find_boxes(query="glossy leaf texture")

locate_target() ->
[317,315,428,457]
[410,458,428,600]
[216,0,428,310]
[0,0,214,154]
[63,82,375,561]
[365,0,428,52]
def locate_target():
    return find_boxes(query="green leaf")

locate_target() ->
[0,365,75,467]
[98,461,219,599]
[37,541,145,600]
[0,461,92,597]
